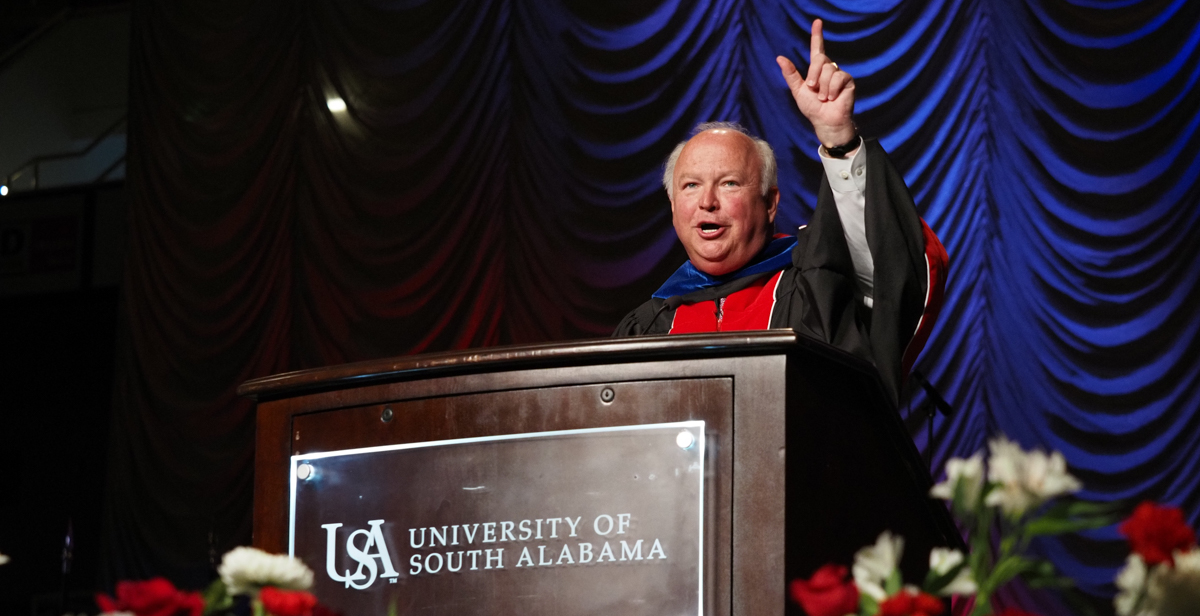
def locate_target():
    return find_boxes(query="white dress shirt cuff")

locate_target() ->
[818,145,867,193]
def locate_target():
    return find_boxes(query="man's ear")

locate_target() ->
[765,187,780,224]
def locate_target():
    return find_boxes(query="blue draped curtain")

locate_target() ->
[104,0,1200,611]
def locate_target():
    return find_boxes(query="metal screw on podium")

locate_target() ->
[381,407,394,422]
[600,387,615,404]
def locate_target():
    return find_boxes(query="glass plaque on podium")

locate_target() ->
[290,421,708,615]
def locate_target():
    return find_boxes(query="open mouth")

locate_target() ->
[698,222,724,238]
[700,223,720,232]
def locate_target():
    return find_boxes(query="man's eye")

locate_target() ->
[723,180,738,187]
[683,182,698,189]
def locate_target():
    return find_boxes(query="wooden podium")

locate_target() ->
[239,331,958,616]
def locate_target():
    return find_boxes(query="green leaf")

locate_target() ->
[1025,516,1112,537]
[1024,575,1074,589]
[968,591,994,616]
[924,562,968,594]
[950,477,981,520]
[988,555,1037,587]
[884,569,902,596]
[1022,498,1125,538]
[858,593,879,616]
[1064,499,1127,518]
[1028,559,1056,578]
[1037,500,1073,518]
[202,580,232,616]
[968,539,991,586]
[1017,561,1073,589]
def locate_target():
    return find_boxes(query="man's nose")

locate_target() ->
[700,185,719,211]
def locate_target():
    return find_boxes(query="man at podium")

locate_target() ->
[614,19,948,403]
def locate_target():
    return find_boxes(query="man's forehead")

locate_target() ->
[689,128,755,148]
[677,130,759,168]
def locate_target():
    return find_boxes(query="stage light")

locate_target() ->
[326,97,347,113]
[0,185,8,196]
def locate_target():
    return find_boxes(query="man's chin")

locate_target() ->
[689,256,746,277]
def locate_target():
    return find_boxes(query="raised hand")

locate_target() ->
[776,19,857,148]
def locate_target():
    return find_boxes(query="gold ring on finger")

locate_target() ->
[830,62,839,70]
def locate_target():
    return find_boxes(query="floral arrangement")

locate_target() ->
[67,434,1200,616]
[96,547,335,616]
[216,546,315,597]
[1113,501,1200,616]
[96,578,205,616]
[790,435,1121,616]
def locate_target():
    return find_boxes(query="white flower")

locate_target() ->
[1150,549,1200,616]
[852,531,904,601]
[984,435,1082,517]
[928,547,977,596]
[1114,553,1148,616]
[930,452,985,509]
[1172,549,1200,574]
[218,546,313,595]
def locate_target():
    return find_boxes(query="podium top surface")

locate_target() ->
[236,330,862,402]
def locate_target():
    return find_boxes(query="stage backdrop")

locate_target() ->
[103,0,1200,611]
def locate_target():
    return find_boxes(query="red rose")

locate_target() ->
[879,592,914,616]
[1119,501,1196,566]
[95,578,204,616]
[260,586,319,616]
[789,564,859,616]
[913,592,944,616]
[879,590,944,616]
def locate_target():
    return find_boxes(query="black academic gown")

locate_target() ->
[614,139,940,405]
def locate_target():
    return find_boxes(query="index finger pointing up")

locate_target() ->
[811,19,825,59]
[806,19,826,86]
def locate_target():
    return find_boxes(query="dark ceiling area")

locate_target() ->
[0,0,126,62]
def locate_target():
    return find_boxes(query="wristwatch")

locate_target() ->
[825,133,862,159]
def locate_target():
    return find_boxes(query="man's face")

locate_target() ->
[670,130,779,276]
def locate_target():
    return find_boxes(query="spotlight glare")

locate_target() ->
[0,185,8,196]
[326,97,347,113]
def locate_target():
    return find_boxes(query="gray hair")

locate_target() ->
[662,121,778,200]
